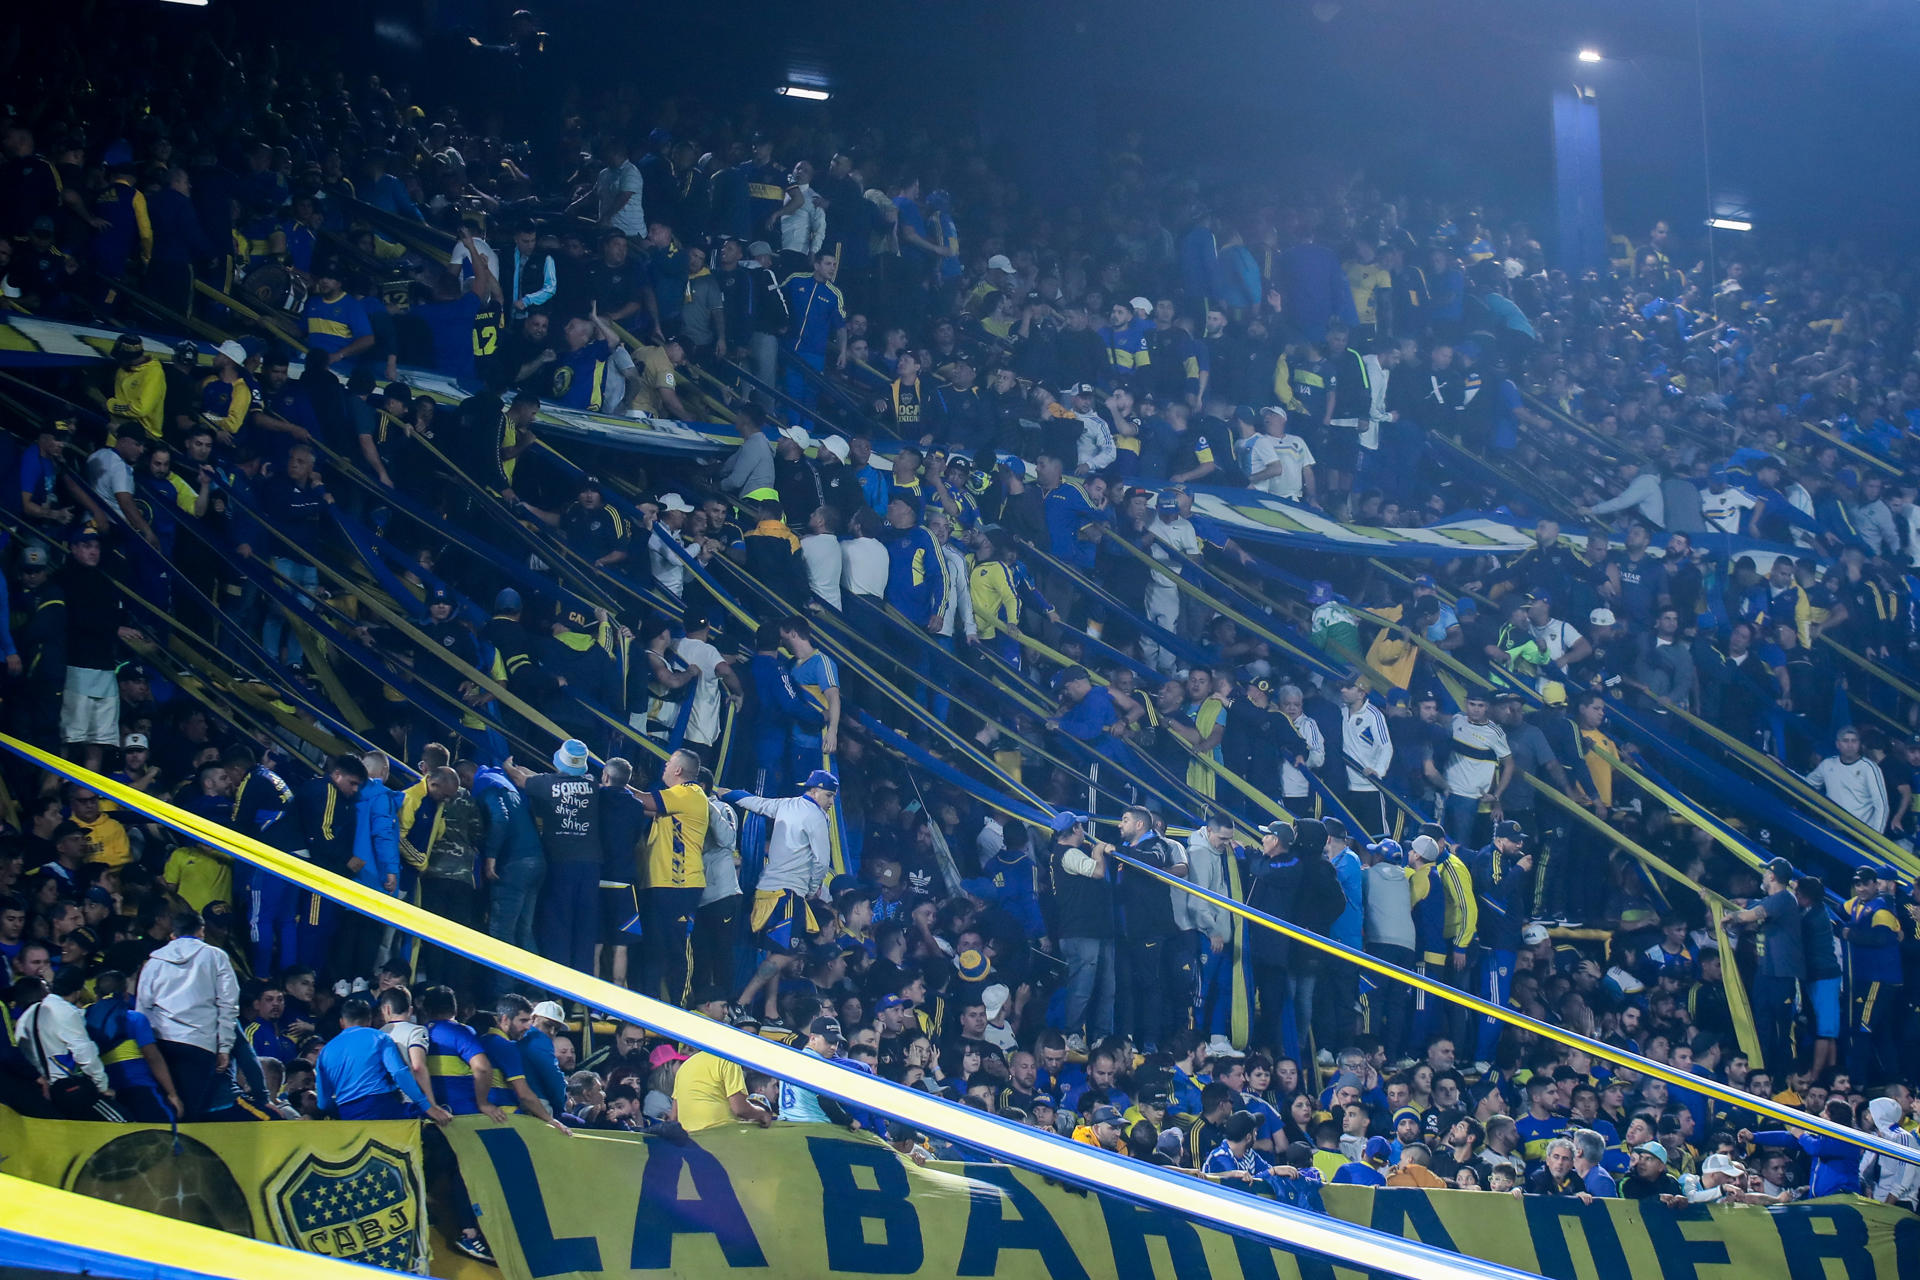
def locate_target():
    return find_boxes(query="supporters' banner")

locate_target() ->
[0,314,739,458]
[0,1108,428,1272]
[447,1117,1918,1280]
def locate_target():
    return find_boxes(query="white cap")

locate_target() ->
[821,435,850,462]
[784,425,816,450]
[1409,834,1442,863]
[1589,607,1617,627]
[981,983,1010,1018]
[1521,923,1550,946]
[658,492,694,514]
[216,340,248,365]
[1701,1153,1746,1177]
[986,254,1015,273]
[530,1000,567,1024]
[121,733,149,750]
[1128,295,1153,312]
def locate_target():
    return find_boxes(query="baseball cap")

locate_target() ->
[802,769,840,792]
[1455,597,1478,616]
[494,588,523,612]
[986,254,1015,273]
[1521,923,1550,946]
[20,545,50,570]
[1307,581,1334,606]
[1260,404,1289,418]
[807,1016,845,1042]
[121,733,149,750]
[1089,1105,1125,1127]
[52,820,86,843]
[1364,837,1404,862]
[1060,664,1092,686]
[873,994,908,1013]
[1128,296,1152,312]
[1491,819,1527,843]
[1156,492,1181,512]
[821,435,850,461]
[1030,1095,1057,1111]
[1049,811,1089,834]
[67,525,100,545]
[1412,574,1436,589]
[1364,1135,1394,1163]
[1589,607,1617,627]
[657,492,694,514]
[530,1000,567,1023]
[216,340,248,365]
[746,240,773,258]
[1633,1141,1669,1165]
[1409,834,1443,863]
[1701,1153,1745,1177]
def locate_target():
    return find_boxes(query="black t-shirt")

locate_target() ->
[522,773,603,862]
[1620,1172,1683,1199]
[588,259,643,316]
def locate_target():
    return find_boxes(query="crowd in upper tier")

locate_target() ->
[2,4,1920,1237]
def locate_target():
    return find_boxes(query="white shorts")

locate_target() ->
[61,668,120,746]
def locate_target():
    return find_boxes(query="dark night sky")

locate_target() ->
[699,0,1920,245]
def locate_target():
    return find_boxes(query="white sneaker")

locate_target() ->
[1206,1035,1237,1058]
[1065,1033,1088,1055]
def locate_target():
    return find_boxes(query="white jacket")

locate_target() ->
[19,993,107,1091]
[736,793,834,899]
[136,935,239,1055]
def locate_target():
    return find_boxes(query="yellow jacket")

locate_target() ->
[108,359,166,440]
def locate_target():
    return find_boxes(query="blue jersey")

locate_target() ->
[304,292,372,359]
[550,340,614,411]
[478,1029,528,1111]
[427,1019,488,1114]
[230,766,297,851]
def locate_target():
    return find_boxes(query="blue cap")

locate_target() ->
[494,588,522,612]
[1157,492,1181,512]
[428,587,452,606]
[1412,574,1436,588]
[1049,811,1088,835]
[803,769,839,792]
[68,525,100,545]
[1455,597,1478,615]
[1365,1136,1394,1162]
[1307,581,1333,606]
[1365,837,1405,862]
[552,738,589,776]
[1031,1095,1057,1110]
[874,994,908,1013]
[1838,467,1860,488]
[1709,465,1729,480]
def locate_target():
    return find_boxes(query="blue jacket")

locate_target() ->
[519,1026,569,1117]
[315,1025,432,1114]
[749,652,822,747]
[1043,479,1103,570]
[966,847,1045,938]
[884,524,946,624]
[472,766,543,867]
[1748,1131,1862,1197]
[1329,848,1364,946]
[352,777,403,891]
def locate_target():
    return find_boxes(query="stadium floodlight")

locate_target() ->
[1577,48,1603,62]
[1706,216,1752,231]
[156,0,211,6]
[778,85,831,101]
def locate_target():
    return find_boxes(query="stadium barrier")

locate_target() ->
[4,1109,1914,1280]
[0,735,1537,1280]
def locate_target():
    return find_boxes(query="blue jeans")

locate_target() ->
[1193,929,1233,1039]
[1442,793,1483,847]
[1059,936,1115,1042]
[928,633,957,721]
[488,857,544,993]
[263,557,320,667]
[248,870,299,977]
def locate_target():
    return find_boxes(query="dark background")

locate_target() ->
[25,0,1920,247]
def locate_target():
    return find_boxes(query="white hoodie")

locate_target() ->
[136,935,239,1055]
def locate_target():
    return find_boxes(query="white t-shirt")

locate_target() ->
[87,447,133,512]
[842,536,889,598]
[1532,618,1582,663]
[1443,714,1511,799]
[1147,516,1201,592]
[800,533,844,610]
[1247,433,1315,499]
[649,525,688,597]
[676,635,726,747]
[596,160,646,237]
[1700,485,1755,534]
[384,1019,430,1063]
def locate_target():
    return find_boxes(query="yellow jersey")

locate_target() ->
[645,782,710,889]
[673,1051,747,1130]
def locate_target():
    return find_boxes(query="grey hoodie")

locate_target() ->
[135,935,239,1055]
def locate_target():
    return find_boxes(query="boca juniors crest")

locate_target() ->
[267,1138,426,1271]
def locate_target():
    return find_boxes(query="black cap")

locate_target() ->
[1492,819,1527,843]
[1854,865,1882,885]
[52,820,86,843]
[807,1016,844,1042]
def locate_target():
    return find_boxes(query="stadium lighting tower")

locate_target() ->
[1577,48,1603,62]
